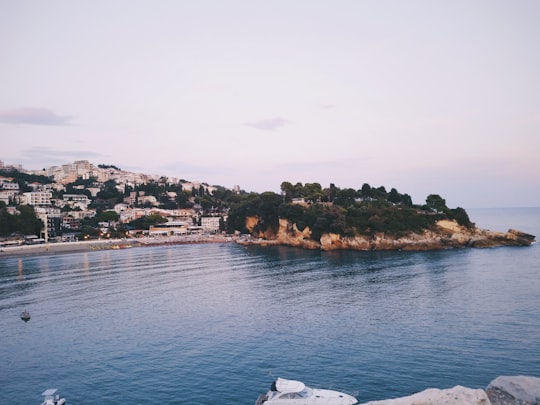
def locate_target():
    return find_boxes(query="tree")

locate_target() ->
[304,204,347,240]
[372,186,387,200]
[80,225,100,238]
[98,164,121,171]
[280,181,295,202]
[360,183,372,199]
[279,203,307,230]
[387,188,401,204]
[400,193,413,207]
[0,204,43,236]
[450,207,473,228]
[303,183,323,202]
[225,192,283,234]
[92,180,123,209]
[426,194,448,213]
[327,183,337,202]
[127,214,167,230]
[334,188,356,207]
[95,211,119,223]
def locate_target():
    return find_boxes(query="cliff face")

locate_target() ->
[242,217,536,251]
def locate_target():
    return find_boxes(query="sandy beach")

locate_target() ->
[0,234,235,258]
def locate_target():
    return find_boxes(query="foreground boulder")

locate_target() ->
[358,376,540,405]
[360,385,490,405]
[486,376,540,405]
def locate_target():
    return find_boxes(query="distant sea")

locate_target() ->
[1,207,539,404]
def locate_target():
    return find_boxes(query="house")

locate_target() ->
[138,195,159,206]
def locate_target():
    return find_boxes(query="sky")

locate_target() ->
[1,1,539,208]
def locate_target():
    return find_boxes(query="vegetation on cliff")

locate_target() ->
[1,164,535,249]
[226,181,473,241]
[0,202,44,237]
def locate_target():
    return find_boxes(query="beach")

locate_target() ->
[0,234,235,258]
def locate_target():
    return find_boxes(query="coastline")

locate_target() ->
[1,220,536,259]
[0,234,235,258]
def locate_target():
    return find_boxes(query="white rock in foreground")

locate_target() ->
[360,385,490,405]
[487,375,540,404]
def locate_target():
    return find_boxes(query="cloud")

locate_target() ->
[244,116,292,131]
[318,104,337,110]
[0,107,74,126]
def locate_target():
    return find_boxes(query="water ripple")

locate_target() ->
[1,237,539,404]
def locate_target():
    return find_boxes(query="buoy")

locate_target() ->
[20,310,31,322]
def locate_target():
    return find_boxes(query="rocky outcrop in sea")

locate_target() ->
[239,218,536,251]
[359,375,540,405]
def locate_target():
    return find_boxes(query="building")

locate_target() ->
[62,215,81,230]
[148,221,189,236]
[201,216,222,232]
[0,179,20,204]
[35,207,62,241]
[138,195,159,207]
[62,194,91,209]
[22,191,52,206]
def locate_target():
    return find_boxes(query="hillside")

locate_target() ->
[225,182,535,250]
[0,163,536,250]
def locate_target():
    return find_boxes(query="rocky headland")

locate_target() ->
[358,375,540,405]
[238,217,536,251]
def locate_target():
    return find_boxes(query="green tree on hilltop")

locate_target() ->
[426,194,448,213]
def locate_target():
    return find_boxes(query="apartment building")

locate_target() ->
[63,194,91,205]
[22,191,52,206]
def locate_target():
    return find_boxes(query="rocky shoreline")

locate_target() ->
[359,375,540,405]
[0,219,535,259]
[237,218,536,251]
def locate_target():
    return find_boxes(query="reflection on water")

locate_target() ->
[17,258,23,281]
[0,232,539,403]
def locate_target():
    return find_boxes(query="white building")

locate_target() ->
[201,216,222,232]
[63,194,91,204]
[0,179,20,204]
[22,191,52,206]
[149,221,189,236]
[0,182,19,191]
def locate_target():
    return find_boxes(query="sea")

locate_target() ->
[1,207,539,404]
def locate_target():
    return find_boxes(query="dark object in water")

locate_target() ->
[20,310,31,322]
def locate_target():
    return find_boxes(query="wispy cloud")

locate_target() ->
[0,107,74,126]
[244,116,292,131]
[318,104,337,110]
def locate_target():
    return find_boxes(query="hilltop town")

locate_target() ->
[0,159,535,251]
[0,159,234,244]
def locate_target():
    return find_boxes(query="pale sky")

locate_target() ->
[1,1,539,208]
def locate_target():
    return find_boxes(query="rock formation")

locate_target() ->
[358,375,540,405]
[486,376,540,405]
[240,217,536,251]
[360,386,490,405]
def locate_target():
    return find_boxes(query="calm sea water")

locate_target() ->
[1,208,539,404]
